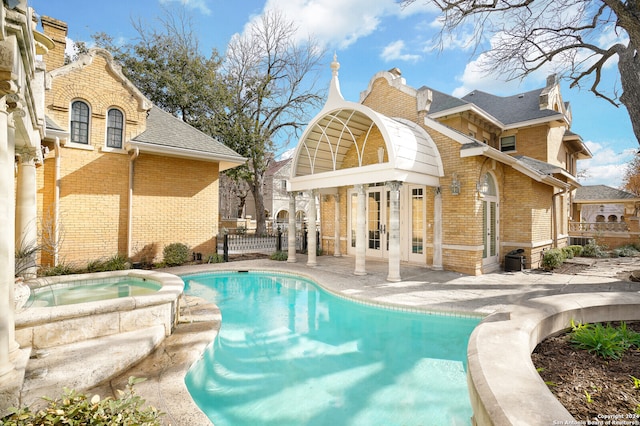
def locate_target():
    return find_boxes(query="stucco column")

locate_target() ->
[307,189,317,267]
[15,150,38,278]
[433,187,443,270]
[0,99,16,376]
[354,184,367,275]
[287,192,297,263]
[333,193,341,257]
[386,181,402,282]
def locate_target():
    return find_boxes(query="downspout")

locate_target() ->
[127,147,139,258]
[551,186,569,248]
[53,137,61,265]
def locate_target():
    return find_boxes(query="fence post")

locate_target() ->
[277,226,282,252]
[303,223,308,252]
[223,233,229,262]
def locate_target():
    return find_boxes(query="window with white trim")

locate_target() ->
[106,109,124,149]
[70,100,90,144]
[500,135,516,152]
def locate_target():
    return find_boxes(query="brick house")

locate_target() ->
[36,17,245,267]
[286,58,594,277]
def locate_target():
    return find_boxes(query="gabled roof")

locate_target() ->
[459,88,561,126]
[575,185,639,202]
[128,107,246,171]
[422,86,468,115]
[266,158,292,177]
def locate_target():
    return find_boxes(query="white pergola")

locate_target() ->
[287,57,444,281]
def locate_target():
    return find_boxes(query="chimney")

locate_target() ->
[40,16,67,70]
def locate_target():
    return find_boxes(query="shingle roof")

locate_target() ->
[514,155,562,175]
[575,185,638,201]
[421,86,469,115]
[131,106,244,160]
[460,88,560,125]
[45,115,65,132]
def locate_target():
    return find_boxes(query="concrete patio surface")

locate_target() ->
[13,254,640,425]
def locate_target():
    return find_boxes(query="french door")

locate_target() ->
[365,187,389,258]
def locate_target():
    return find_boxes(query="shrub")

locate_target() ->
[206,253,225,263]
[270,251,288,261]
[581,239,608,258]
[561,246,574,259]
[0,377,163,425]
[567,245,584,257]
[612,245,639,258]
[541,248,565,270]
[131,243,159,267]
[162,243,190,266]
[39,262,79,277]
[569,321,640,360]
[86,254,129,273]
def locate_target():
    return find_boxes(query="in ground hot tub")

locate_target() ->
[15,270,184,350]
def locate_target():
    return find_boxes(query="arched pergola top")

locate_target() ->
[290,95,444,192]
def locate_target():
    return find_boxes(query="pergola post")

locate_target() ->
[354,184,367,275]
[333,193,341,257]
[386,181,401,282]
[287,192,297,263]
[307,189,317,266]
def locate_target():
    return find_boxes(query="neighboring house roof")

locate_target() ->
[266,158,292,177]
[128,106,246,171]
[575,185,640,202]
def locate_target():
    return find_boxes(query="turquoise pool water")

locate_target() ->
[29,277,161,307]
[184,272,479,426]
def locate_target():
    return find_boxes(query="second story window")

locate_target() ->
[500,135,516,152]
[106,109,124,149]
[70,100,89,144]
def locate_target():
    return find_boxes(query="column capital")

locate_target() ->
[15,146,41,164]
[385,180,402,191]
[354,183,368,194]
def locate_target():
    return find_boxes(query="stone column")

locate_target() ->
[0,98,15,376]
[307,189,317,267]
[433,187,443,270]
[15,149,38,278]
[386,181,402,282]
[333,193,341,257]
[287,192,297,263]
[354,184,367,275]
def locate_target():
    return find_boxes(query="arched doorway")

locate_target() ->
[481,173,499,268]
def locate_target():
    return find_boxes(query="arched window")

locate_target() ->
[70,100,89,144]
[106,109,124,148]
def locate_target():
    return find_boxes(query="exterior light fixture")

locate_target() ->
[450,172,461,195]
[477,173,490,196]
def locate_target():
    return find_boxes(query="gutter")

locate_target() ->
[53,137,61,265]
[125,141,246,171]
[127,147,139,258]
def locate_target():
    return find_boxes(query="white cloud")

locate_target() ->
[380,40,420,62]
[159,0,211,15]
[578,141,636,188]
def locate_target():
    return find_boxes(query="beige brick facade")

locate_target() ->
[36,19,237,267]
[308,70,583,275]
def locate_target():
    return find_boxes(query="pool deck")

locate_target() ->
[14,255,640,425]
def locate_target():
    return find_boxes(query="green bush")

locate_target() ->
[541,248,565,270]
[581,240,608,258]
[560,246,574,259]
[569,320,640,360]
[612,245,639,257]
[206,253,225,263]
[0,377,163,425]
[86,254,129,273]
[270,251,288,261]
[162,243,190,266]
[39,262,79,277]
[567,245,584,257]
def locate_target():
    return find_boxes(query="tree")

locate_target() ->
[622,154,640,195]
[216,10,325,235]
[403,0,640,145]
[93,10,227,128]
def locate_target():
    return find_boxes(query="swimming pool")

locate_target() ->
[184,272,479,426]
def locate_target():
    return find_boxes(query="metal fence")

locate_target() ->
[217,227,316,261]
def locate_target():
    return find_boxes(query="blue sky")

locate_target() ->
[30,0,637,188]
